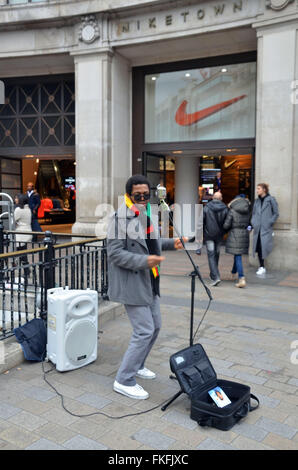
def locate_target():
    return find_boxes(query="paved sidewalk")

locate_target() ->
[0,249,297,450]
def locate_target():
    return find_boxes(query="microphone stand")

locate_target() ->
[159,198,213,412]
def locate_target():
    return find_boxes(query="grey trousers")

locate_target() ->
[115,295,161,386]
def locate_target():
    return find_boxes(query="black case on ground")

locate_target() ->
[169,343,259,431]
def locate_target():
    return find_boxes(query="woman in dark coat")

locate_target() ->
[251,183,279,276]
[223,195,251,288]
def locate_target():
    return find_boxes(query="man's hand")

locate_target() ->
[147,255,165,268]
[174,237,188,250]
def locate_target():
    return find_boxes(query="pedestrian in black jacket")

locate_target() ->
[201,192,228,286]
[223,195,250,288]
[26,182,42,241]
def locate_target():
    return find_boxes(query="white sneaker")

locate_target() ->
[210,279,221,286]
[136,367,156,380]
[256,267,266,276]
[113,381,149,400]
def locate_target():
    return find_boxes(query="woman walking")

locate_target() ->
[251,183,279,275]
[14,194,32,277]
[223,194,250,288]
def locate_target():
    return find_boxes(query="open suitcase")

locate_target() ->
[169,343,259,431]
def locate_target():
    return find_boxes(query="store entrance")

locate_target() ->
[142,148,255,207]
[0,154,76,233]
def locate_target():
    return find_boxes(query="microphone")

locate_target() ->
[156,184,170,212]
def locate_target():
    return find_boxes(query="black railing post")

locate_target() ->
[41,231,55,320]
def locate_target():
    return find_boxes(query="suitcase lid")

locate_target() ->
[169,343,217,396]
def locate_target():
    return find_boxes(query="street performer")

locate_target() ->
[107,174,186,400]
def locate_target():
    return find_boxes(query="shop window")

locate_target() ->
[145,62,256,143]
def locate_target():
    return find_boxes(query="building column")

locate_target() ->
[174,156,199,238]
[250,21,298,270]
[71,49,131,236]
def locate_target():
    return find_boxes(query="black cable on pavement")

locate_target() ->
[42,361,171,419]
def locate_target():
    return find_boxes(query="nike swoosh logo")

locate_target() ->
[224,159,237,169]
[175,95,247,126]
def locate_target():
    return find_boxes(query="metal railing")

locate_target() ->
[0,223,108,340]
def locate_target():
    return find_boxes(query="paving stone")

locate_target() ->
[288,377,298,387]
[233,422,269,442]
[17,398,57,416]
[263,433,298,450]
[264,380,297,394]
[257,394,280,409]
[255,417,297,439]
[26,438,65,450]
[99,430,144,450]
[35,422,77,444]
[209,358,234,369]
[23,386,56,402]
[41,407,80,427]
[232,436,274,450]
[162,424,206,448]
[132,428,176,450]
[161,409,198,430]
[234,372,267,385]
[8,411,48,431]
[75,392,112,410]
[0,403,21,420]
[196,438,236,450]
[0,425,39,449]
[63,434,108,450]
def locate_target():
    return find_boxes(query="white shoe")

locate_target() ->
[136,367,156,380]
[113,381,149,400]
[210,279,221,286]
[256,267,266,276]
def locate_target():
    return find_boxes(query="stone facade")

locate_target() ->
[0,0,297,269]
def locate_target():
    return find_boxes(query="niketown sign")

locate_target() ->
[0,80,4,105]
[112,0,260,41]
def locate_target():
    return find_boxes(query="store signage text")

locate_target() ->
[0,80,5,105]
[116,1,244,36]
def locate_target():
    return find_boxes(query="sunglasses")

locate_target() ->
[131,192,150,202]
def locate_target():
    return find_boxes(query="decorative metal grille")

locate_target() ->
[0,77,75,151]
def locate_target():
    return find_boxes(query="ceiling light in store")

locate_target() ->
[185,73,191,77]
[36,158,39,163]
[25,154,34,158]
[226,149,232,152]
[221,68,227,73]
[172,150,182,154]
[151,76,157,81]
[73,162,77,165]
[34,171,37,176]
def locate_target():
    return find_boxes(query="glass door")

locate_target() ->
[142,151,166,204]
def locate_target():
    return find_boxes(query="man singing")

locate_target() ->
[107,175,185,400]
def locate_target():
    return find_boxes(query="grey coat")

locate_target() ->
[223,197,251,255]
[251,194,279,259]
[107,202,175,306]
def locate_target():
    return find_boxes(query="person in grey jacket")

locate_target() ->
[251,183,279,276]
[107,174,186,400]
[223,195,250,288]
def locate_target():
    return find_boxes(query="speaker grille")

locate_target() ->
[65,320,97,364]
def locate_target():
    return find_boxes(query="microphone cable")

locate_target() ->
[41,359,173,420]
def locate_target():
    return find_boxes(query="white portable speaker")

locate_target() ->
[47,287,98,372]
